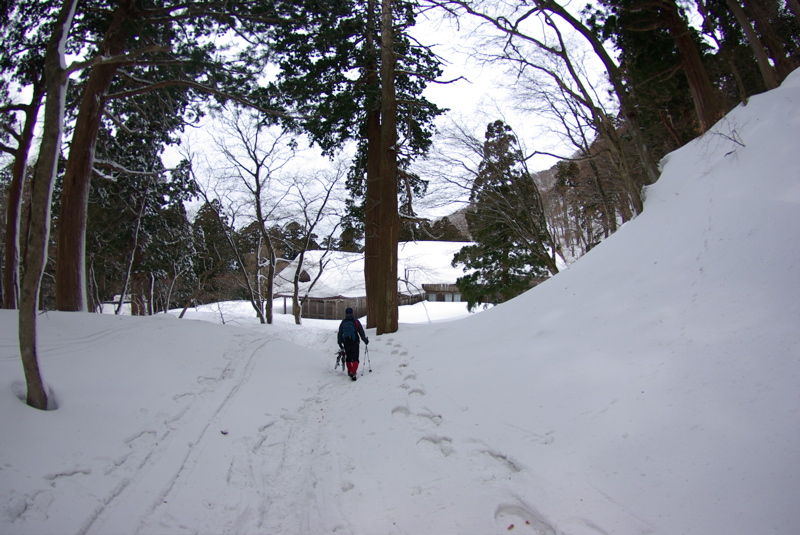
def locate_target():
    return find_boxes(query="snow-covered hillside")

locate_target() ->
[1,71,799,535]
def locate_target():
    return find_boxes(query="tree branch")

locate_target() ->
[65,45,172,76]
[104,79,308,120]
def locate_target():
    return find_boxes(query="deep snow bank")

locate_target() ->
[389,70,800,534]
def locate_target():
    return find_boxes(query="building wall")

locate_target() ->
[278,293,427,321]
[422,284,465,303]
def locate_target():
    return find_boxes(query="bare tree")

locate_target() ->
[414,114,485,214]
[286,165,344,324]
[495,12,644,218]
[429,0,661,184]
[209,106,302,324]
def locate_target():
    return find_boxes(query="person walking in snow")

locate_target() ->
[338,307,368,381]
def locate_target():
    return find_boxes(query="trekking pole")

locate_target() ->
[362,345,372,376]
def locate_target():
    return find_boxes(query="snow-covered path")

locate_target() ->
[1,312,633,535]
[73,324,554,535]
[83,333,276,534]
[0,303,748,535]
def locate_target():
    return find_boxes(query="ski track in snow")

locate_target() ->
[79,333,268,534]
[84,327,559,534]
[4,321,648,534]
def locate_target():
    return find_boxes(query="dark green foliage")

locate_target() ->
[191,200,240,303]
[430,216,469,242]
[584,0,798,152]
[269,0,444,226]
[585,0,701,152]
[337,224,364,252]
[698,0,788,99]
[281,220,320,260]
[85,135,197,311]
[453,121,553,311]
[0,1,54,83]
[271,0,443,153]
[453,242,545,311]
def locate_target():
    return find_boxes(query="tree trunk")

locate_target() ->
[18,0,78,410]
[255,227,275,325]
[4,88,45,309]
[364,0,381,329]
[587,157,616,236]
[600,116,644,214]
[254,239,267,324]
[292,250,306,325]
[725,0,779,90]
[377,0,399,335]
[365,108,382,329]
[116,179,149,315]
[55,0,136,311]
[662,0,720,132]
[130,272,147,316]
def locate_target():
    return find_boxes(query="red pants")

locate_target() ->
[347,360,359,375]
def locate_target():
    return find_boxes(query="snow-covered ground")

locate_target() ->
[2,71,800,535]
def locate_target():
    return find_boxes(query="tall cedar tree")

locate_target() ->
[586,0,720,137]
[269,0,444,333]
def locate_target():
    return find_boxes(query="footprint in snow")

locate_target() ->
[417,435,454,457]
[392,405,411,417]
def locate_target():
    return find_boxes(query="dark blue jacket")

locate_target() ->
[337,313,368,348]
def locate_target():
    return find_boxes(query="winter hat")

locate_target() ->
[345,307,353,314]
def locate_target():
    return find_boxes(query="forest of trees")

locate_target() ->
[1,0,798,408]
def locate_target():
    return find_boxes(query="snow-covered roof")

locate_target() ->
[273,241,468,298]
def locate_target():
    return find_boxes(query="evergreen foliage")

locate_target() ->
[268,0,444,241]
[191,200,240,304]
[453,121,554,310]
[585,1,694,152]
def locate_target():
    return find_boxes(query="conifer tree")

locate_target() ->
[453,121,555,310]
[270,0,444,333]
